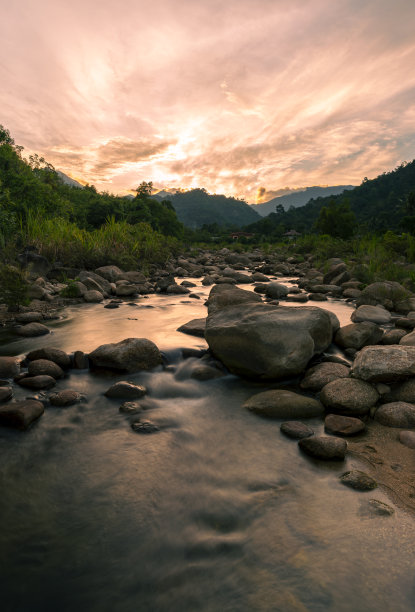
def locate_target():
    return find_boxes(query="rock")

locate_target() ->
[89,338,162,373]
[394,317,415,330]
[15,322,50,337]
[115,284,137,297]
[27,283,49,300]
[264,282,289,299]
[0,387,13,402]
[399,331,415,346]
[190,365,224,380]
[351,305,391,325]
[324,414,366,436]
[206,284,262,314]
[104,381,147,399]
[83,289,104,303]
[222,267,252,283]
[298,436,347,460]
[166,284,190,295]
[119,401,142,414]
[374,402,415,427]
[244,389,324,419]
[27,359,64,379]
[49,390,82,407]
[351,345,415,382]
[284,294,309,303]
[365,499,394,516]
[17,375,56,390]
[104,302,119,309]
[122,271,147,284]
[177,318,206,338]
[0,400,44,430]
[308,293,328,301]
[320,378,379,416]
[399,430,415,449]
[323,263,348,285]
[382,378,415,403]
[342,288,362,299]
[78,270,112,295]
[205,304,333,380]
[0,356,20,378]
[300,362,350,392]
[251,272,270,282]
[131,420,160,434]
[15,312,43,324]
[335,321,383,350]
[26,348,71,370]
[356,281,415,314]
[340,470,378,490]
[381,329,407,345]
[280,421,314,439]
[73,351,89,369]
[308,284,342,296]
[94,265,124,282]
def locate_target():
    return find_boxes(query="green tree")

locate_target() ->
[315,199,357,239]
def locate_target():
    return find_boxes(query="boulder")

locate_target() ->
[0,356,20,378]
[324,414,366,436]
[49,390,82,407]
[205,304,334,380]
[15,322,50,337]
[280,421,314,439]
[104,381,147,399]
[26,347,71,370]
[83,290,104,303]
[27,359,64,379]
[300,362,350,392]
[351,305,391,325]
[399,331,415,346]
[206,284,262,315]
[320,378,379,416]
[89,338,162,372]
[264,282,289,299]
[323,262,348,285]
[251,272,270,282]
[244,389,324,419]
[351,345,415,382]
[73,351,89,369]
[17,375,56,390]
[94,265,124,282]
[356,281,415,314]
[340,471,377,490]
[0,387,13,402]
[177,318,206,338]
[374,402,415,427]
[382,379,415,403]
[78,270,112,295]
[399,431,415,449]
[15,312,43,324]
[115,284,137,297]
[334,321,383,350]
[190,365,224,380]
[298,436,347,460]
[381,329,407,345]
[0,400,44,430]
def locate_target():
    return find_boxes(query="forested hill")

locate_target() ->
[154,188,261,229]
[246,160,415,235]
[250,185,355,217]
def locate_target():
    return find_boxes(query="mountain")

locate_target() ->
[56,170,84,189]
[245,160,415,236]
[250,185,355,216]
[154,188,261,229]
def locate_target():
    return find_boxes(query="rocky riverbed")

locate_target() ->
[1,248,415,610]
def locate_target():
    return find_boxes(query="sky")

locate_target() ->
[1,0,415,203]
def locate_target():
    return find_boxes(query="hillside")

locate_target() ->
[246,160,415,236]
[250,185,355,216]
[155,188,261,229]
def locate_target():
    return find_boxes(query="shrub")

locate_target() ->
[0,263,29,311]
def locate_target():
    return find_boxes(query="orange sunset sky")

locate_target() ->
[1,0,415,203]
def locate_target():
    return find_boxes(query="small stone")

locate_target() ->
[104,302,119,309]
[131,420,160,434]
[190,365,224,380]
[324,414,366,436]
[280,421,314,439]
[177,318,206,338]
[367,499,394,516]
[298,436,347,460]
[399,430,415,449]
[27,359,64,380]
[340,470,378,490]
[119,401,142,414]
[104,381,147,399]
[49,390,82,407]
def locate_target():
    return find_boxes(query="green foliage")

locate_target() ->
[0,264,29,311]
[60,280,81,298]
[315,199,357,239]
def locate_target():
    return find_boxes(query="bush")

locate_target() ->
[0,264,29,311]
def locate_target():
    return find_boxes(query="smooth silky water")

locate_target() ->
[1,279,414,611]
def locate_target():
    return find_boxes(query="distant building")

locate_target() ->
[230,231,254,240]
[284,229,301,240]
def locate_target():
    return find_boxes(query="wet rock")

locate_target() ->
[381,378,415,403]
[308,284,342,296]
[27,359,64,379]
[351,345,415,382]
[206,284,262,314]
[166,284,190,295]
[115,284,137,297]
[104,381,147,399]
[26,347,71,370]
[340,470,378,490]
[374,402,415,427]
[0,387,13,402]
[264,282,289,299]
[300,362,350,392]
[78,270,112,295]
[73,351,89,369]
[298,436,347,460]
[17,375,56,390]
[364,499,394,516]
[399,331,415,346]
[323,262,348,285]
[356,281,415,314]
[324,414,366,436]
[49,390,82,407]
[94,265,124,282]
[351,305,391,325]
[83,289,104,303]
[284,294,308,303]
[320,378,379,416]
[335,321,383,350]
[308,293,328,301]
[280,421,314,439]
[381,329,407,345]
[177,318,206,338]
[206,304,333,380]
[343,288,362,299]
[190,365,224,380]
[399,430,415,449]
[119,401,142,414]
[15,312,43,324]
[395,317,415,330]
[222,267,252,283]
[251,272,270,282]
[0,356,20,378]
[89,338,162,373]
[0,400,44,430]
[244,389,324,419]
[104,302,119,309]
[131,420,160,434]
[15,322,50,337]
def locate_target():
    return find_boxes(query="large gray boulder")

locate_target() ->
[351,345,415,382]
[89,338,162,372]
[177,318,206,337]
[244,389,324,419]
[206,284,262,315]
[205,304,333,380]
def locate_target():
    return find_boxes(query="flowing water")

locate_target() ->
[0,280,414,611]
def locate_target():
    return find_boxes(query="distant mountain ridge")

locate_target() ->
[56,170,84,189]
[251,185,355,217]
